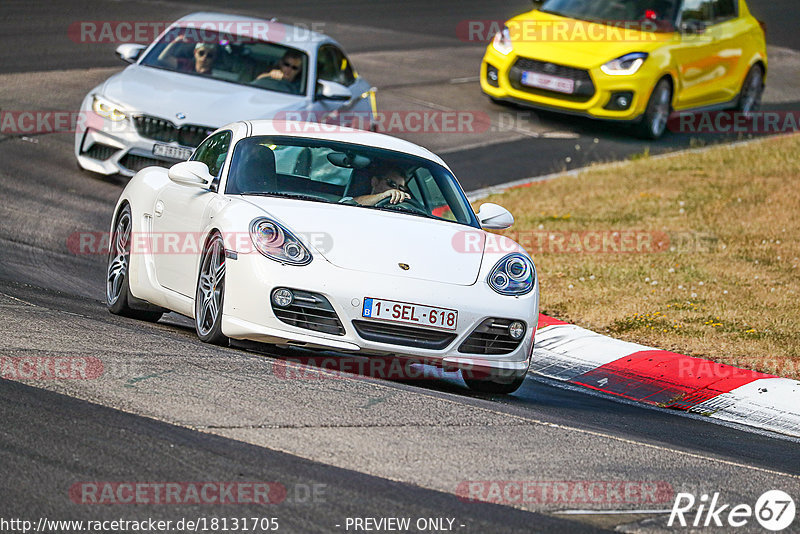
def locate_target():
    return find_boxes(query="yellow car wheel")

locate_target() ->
[636,78,672,140]
[735,65,764,116]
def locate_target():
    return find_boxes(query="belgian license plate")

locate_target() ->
[521,71,575,94]
[362,297,458,331]
[153,143,193,160]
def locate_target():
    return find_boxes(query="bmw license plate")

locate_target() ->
[521,71,575,94]
[362,298,457,331]
[153,143,193,160]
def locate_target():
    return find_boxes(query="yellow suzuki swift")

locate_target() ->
[480,0,767,138]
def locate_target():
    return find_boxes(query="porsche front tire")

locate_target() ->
[463,369,527,394]
[195,232,229,346]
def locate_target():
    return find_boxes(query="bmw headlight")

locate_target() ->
[492,25,513,55]
[488,253,535,295]
[249,218,312,265]
[600,52,648,76]
[92,95,127,121]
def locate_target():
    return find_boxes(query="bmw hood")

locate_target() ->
[101,65,306,127]
[241,197,487,286]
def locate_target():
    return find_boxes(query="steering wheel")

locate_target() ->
[374,196,428,215]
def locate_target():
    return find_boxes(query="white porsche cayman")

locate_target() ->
[107,120,538,393]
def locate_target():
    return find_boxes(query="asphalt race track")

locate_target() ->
[1,1,799,533]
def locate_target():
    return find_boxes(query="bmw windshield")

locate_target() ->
[225,136,481,228]
[139,28,309,95]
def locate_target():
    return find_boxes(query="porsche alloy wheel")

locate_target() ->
[106,204,162,322]
[195,232,229,346]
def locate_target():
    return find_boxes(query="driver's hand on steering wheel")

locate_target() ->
[383,189,411,204]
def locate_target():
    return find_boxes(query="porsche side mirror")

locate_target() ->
[316,80,351,101]
[477,203,514,230]
[168,161,214,187]
[115,43,146,64]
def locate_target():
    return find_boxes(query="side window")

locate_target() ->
[413,168,456,222]
[316,45,356,87]
[680,0,714,23]
[712,0,737,21]
[191,130,232,178]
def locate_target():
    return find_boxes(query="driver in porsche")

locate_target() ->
[354,165,412,206]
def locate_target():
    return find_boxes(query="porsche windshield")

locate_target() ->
[139,28,308,95]
[225,136,481,228]
[540,0,679,29]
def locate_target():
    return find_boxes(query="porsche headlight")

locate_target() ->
[249,218,312,265]
[492,25,513,55]
[488,253,535,295]
[92,95,127,121]
[600,53,648,76]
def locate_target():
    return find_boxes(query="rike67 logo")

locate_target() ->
[669,490,795,531]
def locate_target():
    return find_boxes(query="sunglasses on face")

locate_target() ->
[281,60,301,71]
[196,49,216,59]
[385,178,410,194]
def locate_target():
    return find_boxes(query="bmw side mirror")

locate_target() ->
[679,20,707,34]
[316,80,351,101]
[115,43,146,64]
[168,161,214,187]
[477,203,514,230]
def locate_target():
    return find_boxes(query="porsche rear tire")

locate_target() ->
[106,204,163,322]
[195,232,229,346]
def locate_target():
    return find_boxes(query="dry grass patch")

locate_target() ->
[480,134,800,378]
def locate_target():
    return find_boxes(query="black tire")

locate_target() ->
[734,64,764,116]
[195,232,229,346]
[462,369,527,394]
[635,78,672,140]
[106,204,163,322]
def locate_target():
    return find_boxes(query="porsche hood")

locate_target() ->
[240,197,487,286]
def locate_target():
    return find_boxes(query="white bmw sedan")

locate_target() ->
[76,12,375,177]
[107,120,538,393]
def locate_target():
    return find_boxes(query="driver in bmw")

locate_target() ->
[354,165,411,206]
